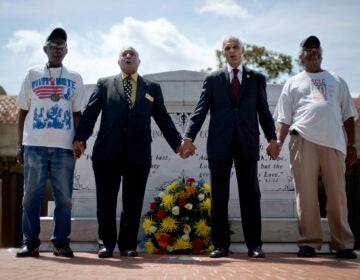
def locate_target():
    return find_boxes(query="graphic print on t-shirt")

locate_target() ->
[31,77,76,130]
[311,78,327,101]
[33,77,64,100]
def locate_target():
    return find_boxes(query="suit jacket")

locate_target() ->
[184,66,276,161]
[74,74,182,165]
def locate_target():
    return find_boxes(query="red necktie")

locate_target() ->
[232,68,240,99]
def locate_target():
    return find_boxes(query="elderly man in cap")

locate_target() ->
[275,35,358,259]
[15,27,85,258]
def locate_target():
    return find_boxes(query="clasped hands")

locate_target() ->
[73,140,86,159]
[178,138,196,159]
[266,139,281,160]
[73,139,196,160]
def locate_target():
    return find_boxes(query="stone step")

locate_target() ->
[39,217,332,252]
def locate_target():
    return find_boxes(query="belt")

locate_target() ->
[290,129,299,136]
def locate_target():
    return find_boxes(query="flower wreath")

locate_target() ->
[141,178,214,254]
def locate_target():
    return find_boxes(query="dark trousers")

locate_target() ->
[208,134,262,251]
[92,158,150,251]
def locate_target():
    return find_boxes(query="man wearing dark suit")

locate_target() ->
[181,36,279,258]
[73,46,190,258]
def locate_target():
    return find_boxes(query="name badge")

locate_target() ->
[145,93,154,102]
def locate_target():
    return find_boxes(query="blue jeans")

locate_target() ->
[22,146,75,247]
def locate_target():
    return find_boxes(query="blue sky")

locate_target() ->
[1,0,360,96]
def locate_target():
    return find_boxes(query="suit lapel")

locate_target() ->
[222,67,234,101]
[238,66,250,103]
[134,75,146,107]
[114,75,128,104]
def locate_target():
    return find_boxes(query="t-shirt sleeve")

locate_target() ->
[15,71,32,110]
[276,81,293,125]
[339,76,358,121]
[72,74,86,113]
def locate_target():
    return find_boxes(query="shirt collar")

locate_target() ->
[226,63,243,74]
[121,72,138,82]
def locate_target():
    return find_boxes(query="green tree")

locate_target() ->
[202,44,294,84]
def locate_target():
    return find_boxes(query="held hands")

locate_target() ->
[266,139,281,160]
[73,141,86,159]
[177,138,196,159]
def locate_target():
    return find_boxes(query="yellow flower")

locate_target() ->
[161,194,175,209]
[202,183,211,193]
[207,245,215,253]
[173,238,192,250]
[166,182,177,192]
[176,190,188,199]
[194,219,211,237]
[142,217,154,234]
[144,240,157,254]
[199,198,211,214]
[161,216,178,232]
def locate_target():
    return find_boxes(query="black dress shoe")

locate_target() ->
[209,248,229,258]
[297,246,316,257]
[336,249,357,259]
[16,244,40,257]
[98,248,113,258]
[120,249,138,257]
[248,247,265,258]
[53,243,74,258]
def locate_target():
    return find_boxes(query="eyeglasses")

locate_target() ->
[47,42,67,50]
[304,47,320,53]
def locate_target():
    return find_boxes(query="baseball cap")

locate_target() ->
[46,28,67,42]
[300,35,320,48]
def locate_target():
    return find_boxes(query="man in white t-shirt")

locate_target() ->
[15,28,85,258]
[275,35,357,259]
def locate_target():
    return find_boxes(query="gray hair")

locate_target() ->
[118,46,139,59]
[222,36,244,50]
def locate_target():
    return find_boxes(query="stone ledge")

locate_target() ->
[39,217,331,251]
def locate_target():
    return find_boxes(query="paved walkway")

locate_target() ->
[0,248,359,280]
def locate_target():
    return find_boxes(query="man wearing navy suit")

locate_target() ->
[73,46,190,258]
[182,36,279,258]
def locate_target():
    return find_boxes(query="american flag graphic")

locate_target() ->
[33,77,64,99]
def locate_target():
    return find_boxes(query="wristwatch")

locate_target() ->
[347,144,356,148]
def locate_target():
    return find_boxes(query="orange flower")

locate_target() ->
[156,233,172,250]
[185,186,196,196]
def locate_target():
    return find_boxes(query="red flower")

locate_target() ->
[192,238,204,249]
[186,178,196,183]
[178,198,186,207]
[156,210,166,219]
[192,238,204,253]
[150,201,157,210]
